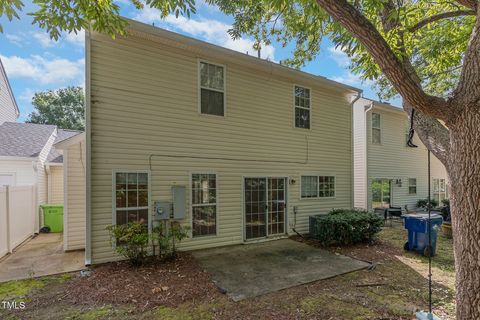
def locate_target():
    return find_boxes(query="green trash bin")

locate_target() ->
[40,205,64,233]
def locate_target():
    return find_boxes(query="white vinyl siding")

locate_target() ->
[353,98,449,211]
[88,28,355,263]
[0,63,18,125]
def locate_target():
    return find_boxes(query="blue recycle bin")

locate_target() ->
[403,213,443,256]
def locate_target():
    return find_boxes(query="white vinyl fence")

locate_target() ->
[0,185,36,258]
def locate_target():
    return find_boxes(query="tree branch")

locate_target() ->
[409,10,476,32]
[456,0,478,11]
[403,102,451,167]
[315,0,451,121]
[452,6,480,106]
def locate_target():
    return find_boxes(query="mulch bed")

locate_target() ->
[61,253,223,310]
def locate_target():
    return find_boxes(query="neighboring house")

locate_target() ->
[0,58,20,124]
[353,98,449,211]
[0,122,81,231]
[84,19,362,264]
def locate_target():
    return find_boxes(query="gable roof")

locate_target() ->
[47,129,83,163]
[0,122,56,158]
[118,18,362,96]
[0,58,20,118]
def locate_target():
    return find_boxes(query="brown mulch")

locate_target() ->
[61,253,223,310]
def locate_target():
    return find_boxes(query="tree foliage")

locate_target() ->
[1,0,474,101]
[26,86,85,130]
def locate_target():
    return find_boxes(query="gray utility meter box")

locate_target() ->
[154,186,186,220]
[172,186,186,219]
[154,201,172,220]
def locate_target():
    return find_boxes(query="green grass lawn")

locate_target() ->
[0,225,456,320]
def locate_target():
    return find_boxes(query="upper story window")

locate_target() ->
[294,86,310,129]
[372,112,381,144]
[200,62,225,116]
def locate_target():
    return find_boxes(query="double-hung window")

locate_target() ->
[200,62,225,116]
[433,178,448,203]
[372,112,381,144]
[301,176,335,198]
[294,86,311,129]
[408,178,417,194]
[114,172,149,226]
[191,173,217,237]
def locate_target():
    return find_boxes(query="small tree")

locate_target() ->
[26,87,85,130]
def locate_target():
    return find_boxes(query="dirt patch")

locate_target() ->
[60,253,222,310]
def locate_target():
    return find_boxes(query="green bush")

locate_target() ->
[152,221,189,259]
[106,222,150,266]
[416,198,439,209]
[309,209,383,246]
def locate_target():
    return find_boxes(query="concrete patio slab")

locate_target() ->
[192,239,369,301]
[0,233,84,283]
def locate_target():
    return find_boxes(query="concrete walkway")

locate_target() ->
[0,233,84,282]
[192,239,369,301]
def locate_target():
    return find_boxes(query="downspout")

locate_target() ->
[84,26,92,266]
[46,164,51,203]
[364,101,374,210]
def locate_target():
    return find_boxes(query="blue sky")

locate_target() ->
[0,1,400,122]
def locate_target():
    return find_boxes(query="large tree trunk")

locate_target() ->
[448,103,480,319]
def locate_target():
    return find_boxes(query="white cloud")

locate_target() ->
[328,46,350,68]
[332,72,372,87]
[133,8,275,60]
[32,32,57,48]
[19,88,36,103]
[0,54,85,85]
[5,34,25,46]
[64,29,85,46]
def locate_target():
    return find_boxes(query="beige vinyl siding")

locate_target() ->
[0,65,18,125]
[48,166,64,204]
[364,106,448,210]
[64,141,86,250]
[88,30,355,264]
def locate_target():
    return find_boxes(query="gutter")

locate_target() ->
[84,26,92,266]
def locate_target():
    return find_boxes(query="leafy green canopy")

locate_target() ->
[1,0,474,99]
[26,86,85,130]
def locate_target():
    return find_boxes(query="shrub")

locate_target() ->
[106,222,150,266]
[309,209,383,246]
[152,222,189,259]
[416,198,439,209]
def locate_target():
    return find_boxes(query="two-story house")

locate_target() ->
[353,97,449,211]
[0,58,19,125]
[84,19,362,264]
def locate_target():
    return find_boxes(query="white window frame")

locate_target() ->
[300,175,336,199]
[190,172,218,238]
[112,169,151,233]
[198,60,226,117]
[408,178,417,195]
[433,178,448,203]
[372,112,381,144]
[293,84,312,129]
